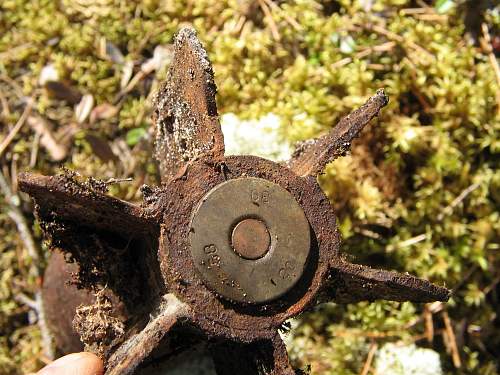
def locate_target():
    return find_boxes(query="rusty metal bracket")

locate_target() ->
[18,27,450,375]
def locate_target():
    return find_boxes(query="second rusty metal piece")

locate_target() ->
[19,27,450,375]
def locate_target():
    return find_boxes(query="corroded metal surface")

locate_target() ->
[18,26,450,375]
[42,250,93,354]
[158,155,337,342]
[288,89,389,177]
[152,27,224,183]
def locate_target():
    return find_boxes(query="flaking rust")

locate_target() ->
[18,27,450,375]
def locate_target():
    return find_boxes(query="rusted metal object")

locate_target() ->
[42,250,93,354]
[42,250,128,355]
[18,27,450,374]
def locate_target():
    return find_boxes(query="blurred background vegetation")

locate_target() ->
[0,0,498,374]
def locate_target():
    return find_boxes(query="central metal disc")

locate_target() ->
[231,218,271,260]
[189,177,311,304]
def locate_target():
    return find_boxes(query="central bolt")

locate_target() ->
[231,218,271,260]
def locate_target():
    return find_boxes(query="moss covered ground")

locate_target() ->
[0,1,499,374]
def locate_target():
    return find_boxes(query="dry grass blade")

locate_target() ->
[437,182,480,220]
[75,94,95,124]
[0,99,33,157]
[360,342,377,375]
[257,0,281,41]
[442,310,462,368]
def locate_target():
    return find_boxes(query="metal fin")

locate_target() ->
[105,294,190,375]
[19,171,166,317]
[18,172,155,236]
[288,89,389,177]
[153,27,225,182]
[210,334,297,375]
[323,261,450,303]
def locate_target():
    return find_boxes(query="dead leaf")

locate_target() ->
[26,116,67,161]
[141,45,174,74]
[75,94,94,123]
[90,103,119,123]
[39,64,59,86]
[99,37,125,64]
[44,81,82,105]
[85,134,118,163]
[120,61,134,89]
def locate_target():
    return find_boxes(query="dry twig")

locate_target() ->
[360,342,378,375]
[257,0,280,41]
[263,0,303,31]
[442,311,461,368]
[386,233,428,252]
[424,304,434,343]
[437,183,480,220]
[0,90,10,116]
[0,99,33,157]
[0,169,54,359]
[26,116,68,161]
[356,23,434,65]
[481,23,500,115]
[106,294,190,375]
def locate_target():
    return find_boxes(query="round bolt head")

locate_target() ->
[189,177,311,304]
[232,218,271,260]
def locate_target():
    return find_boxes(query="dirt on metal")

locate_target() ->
[18,26,450,375]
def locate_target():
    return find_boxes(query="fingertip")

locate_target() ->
[75,352,104,375]
[37,352,104,375]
